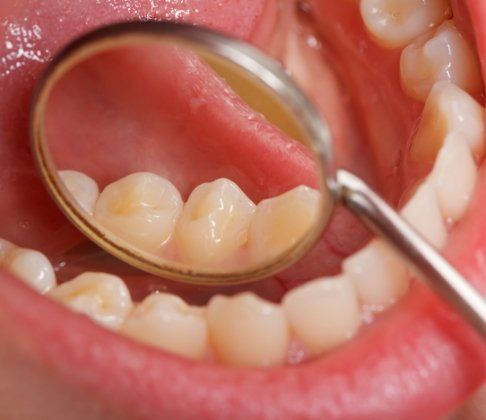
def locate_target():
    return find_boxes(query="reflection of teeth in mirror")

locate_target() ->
[122,293,209,361]
[49,272,133,330]
[360,0,451,49]
[94,172,183,253]
[207,292,289,367]
[175,178,256,268]
[247,186,321,264]
[59,170,99,215]
[400,20,482,102]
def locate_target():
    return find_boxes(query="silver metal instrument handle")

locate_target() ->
[336,169,486,339]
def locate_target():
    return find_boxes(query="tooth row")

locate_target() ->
[61,170,322,269]
[360,0,482,102]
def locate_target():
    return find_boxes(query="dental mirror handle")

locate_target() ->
[335,169,486,340]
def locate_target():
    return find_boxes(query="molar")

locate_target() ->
[175,178,255,268]
[94,172,183,252]
[0,238,15,261]
[360,0,451,49]
[410,82,485,163]
[400,20,482,101]
[49,272,133,330]
[121,293,208,361]
[282,275,361,355]
[207,292,289,367]
[59,170,100,215]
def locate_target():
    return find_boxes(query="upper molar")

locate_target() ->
[247,186,321,265]
[400,20,482,102]
[282,275,361,355]
[121,293,209,361]
[59,170,100,215]
[207,292,289,367]
[94,172,183,252]
[175,178,255,268]
[360,0,451,49]
[49,272,133,330]
[410,82,485,164]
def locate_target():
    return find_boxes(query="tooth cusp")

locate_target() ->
[59,170,100,215]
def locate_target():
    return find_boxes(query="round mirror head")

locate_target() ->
[30,21,335,285]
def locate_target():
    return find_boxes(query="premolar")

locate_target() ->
[59,170,100,215]
[400,20,482,101]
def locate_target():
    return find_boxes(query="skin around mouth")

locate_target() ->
[0,0,485,419]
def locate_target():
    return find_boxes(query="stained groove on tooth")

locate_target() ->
[59,170,100,215]
[283,275,361,354]
[122,294,208,360]
[94,172,183,252]
[207,292,289,367]
[3,248,56,294]
[49,272,133,329]
[175,178,255,268]
[410,82,485,163]
[248,186,321,264]
[343,239,409,307]
[360,0,451,49]
[400,20,483,102]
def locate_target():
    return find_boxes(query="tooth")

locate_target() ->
[59,170,99,215]
[49,272,133,329]
[94,172,183,252]
[282,275,361,354]
[248,186,321,264]
[207,292,289,367]
[411,82,485,163]
[400,20,482,102]
[429,133,477,222]
[343,239,409,307]
[122,293,208,360]
[400,182,447,249]
[3,248,56,294]
[360,0,451,49]
[0,238,15,262]
[175,178,255,268]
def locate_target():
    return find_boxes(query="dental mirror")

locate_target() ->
[31,21,485,338]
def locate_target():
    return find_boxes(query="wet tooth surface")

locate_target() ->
[59,170,100,215]
[411,82,485,163]
[3,248,56,294]
[175,178,255,268]
[122,293,208,360]
[283,275,361,354]
[207,292,289,367]
[49,272,133,329]
[94,172,182,252]
[360,0,451,49]
[248,186,321,264]
[400,20,482,101]
[343,239,409,307]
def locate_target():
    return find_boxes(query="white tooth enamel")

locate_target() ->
[401,182,447,249]
[400,20,483,102]
[248,186,321,264]
[49,272,133,329]
[0,238,15,262]
[175,178,255,268]
[428,133,477,223]
[3,248,56,293]
[207,292,289,367]
[94,172,183,252]
[122,294,208,360]
[282,275,361,354]
[343,239,409,307]
[360,0,450,49]
[411,82,485,163]
[59,170,100,215]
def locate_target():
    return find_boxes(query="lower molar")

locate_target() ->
[121,293,209,361]
[207,292,289,367]
[59,170,100,215]
[400,20,482,102]
[282,275,361,355]
[49,272,133,330]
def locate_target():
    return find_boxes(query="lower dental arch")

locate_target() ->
[1,0,484,368]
